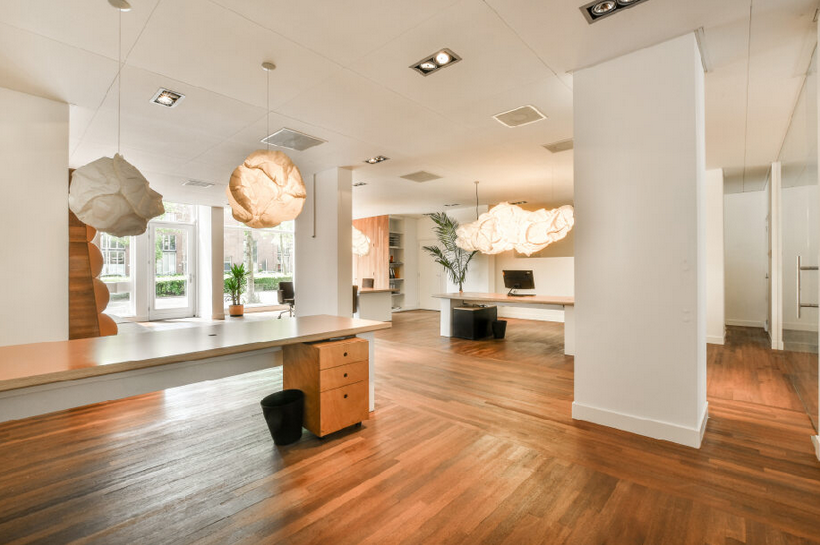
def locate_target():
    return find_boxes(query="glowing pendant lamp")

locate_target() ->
[226,62,306,228]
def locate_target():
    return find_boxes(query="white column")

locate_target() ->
[770,162,783,350]
[197,206,225,320]
[572,33,708,448]
[705,169,725,345]
[294,167,353,317]
[0,88,69,347]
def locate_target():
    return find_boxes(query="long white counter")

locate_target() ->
[0,315,391,423]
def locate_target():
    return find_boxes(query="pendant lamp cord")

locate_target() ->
[117,8,122,154]
[474,181,480,219]
[266,69,270,151]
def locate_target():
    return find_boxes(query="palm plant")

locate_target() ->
[422,212,477,292]
[224,263,249,305]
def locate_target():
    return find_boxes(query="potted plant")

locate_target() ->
[422,212,477,293]
[225,263,249,317]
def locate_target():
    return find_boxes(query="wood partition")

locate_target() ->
[353,215,389,289]
[68,170,117,339]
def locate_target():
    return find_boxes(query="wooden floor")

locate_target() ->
[1,311,819,544]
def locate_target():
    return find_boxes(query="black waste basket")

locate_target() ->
[260,389,304,446]
[492,320,507,339]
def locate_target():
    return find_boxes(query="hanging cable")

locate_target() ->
[474,181,480,219]
[741,0,753,192]
[266,67,270,151]
[117,7,122,154]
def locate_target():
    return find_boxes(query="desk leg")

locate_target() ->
[358,331,376,412]
[440,298,457,337]
[563,306,575,356]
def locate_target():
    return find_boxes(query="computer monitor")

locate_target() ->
[502,270,535,296]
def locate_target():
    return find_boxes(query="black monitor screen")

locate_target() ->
[503,270,535,290]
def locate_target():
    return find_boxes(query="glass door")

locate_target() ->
[149,222,196,320]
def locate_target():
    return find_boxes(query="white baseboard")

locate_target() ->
[812,435,820,462]
[782,322,819,333]
[706,335,724,346]
[497,307,564,323]
[572,401,709,449]
[725,319,765,328]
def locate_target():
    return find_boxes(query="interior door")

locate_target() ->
[418,238,445,310]
[149,222,196,320]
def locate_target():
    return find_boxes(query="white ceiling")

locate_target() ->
[0,0,816,216]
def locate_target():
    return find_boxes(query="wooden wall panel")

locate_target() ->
[352,215,389,289]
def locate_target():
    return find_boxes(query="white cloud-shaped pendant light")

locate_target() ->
[69,154,165,237]
[456,203,574,256]
[352,226,371,256]
[227,150,307,229]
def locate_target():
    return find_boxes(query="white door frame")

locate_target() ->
[148,221,197,320]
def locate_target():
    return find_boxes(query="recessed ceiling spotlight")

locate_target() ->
[183,180,215,188]
[580,0,651,23]
[353,182,368,187]
[444,203,460,207]
[108,0,132,11]
[510,200,528,205]
[591,1,616,15]
[150,88,184,108]
[410,48,461,77]
[364,155,389,164]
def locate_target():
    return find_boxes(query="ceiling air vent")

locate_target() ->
[400,171,442,183]
[261,128,326,151]
[542,139,574,153]
[493,105,546,128]
[183,180,215,188]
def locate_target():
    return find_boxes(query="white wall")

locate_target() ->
[573,34,708,448]
[196,206,225,320]
[295,167,353,317]
[724,190,768,328]
[705,169,725,344]
[0,87,68,347]
[402,217,419,310]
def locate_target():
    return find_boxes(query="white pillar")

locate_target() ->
[0,88,69,347]
[572,33,708,448]
[294,167,353,317]
[705,169,725,345]
[196,206,225,320]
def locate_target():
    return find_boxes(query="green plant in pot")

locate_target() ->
[225,263,249,317]
[422,212,477,293]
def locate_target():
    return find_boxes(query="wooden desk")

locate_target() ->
[433,293,575,355]
[0,315,390,423]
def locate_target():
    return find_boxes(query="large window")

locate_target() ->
[224,208,294,307]
[95,233,134,318]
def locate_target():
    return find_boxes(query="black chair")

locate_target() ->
[277,281,295,319]
[353,285,359,315]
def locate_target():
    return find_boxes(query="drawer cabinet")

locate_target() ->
[283,338,369,438]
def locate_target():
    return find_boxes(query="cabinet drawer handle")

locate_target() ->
[343,352,348,357]
[344,394,348,399]
[343,373,348,378]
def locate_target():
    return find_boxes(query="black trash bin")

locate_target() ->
[260,389,304,446]
[492,320,507,339]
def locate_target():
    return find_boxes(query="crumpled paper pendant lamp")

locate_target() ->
[456,203,574,256]
[352,226,371,256]
[227,150,307,229]
[69,154,165,237]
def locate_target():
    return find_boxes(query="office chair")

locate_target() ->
[277,281,295,319]
[352,285,359,315]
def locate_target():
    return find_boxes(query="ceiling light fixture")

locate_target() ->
[364,155,389,164]
[353,182,368,187]
[444,203,460,207]
[226,62,307,229]
[151,88,185,108]
[352,226,371,257]
[580,0,651,23]
[108,0,131,11]
[410,48,461,76]
[183,180,215,188]
[510,200,528,205]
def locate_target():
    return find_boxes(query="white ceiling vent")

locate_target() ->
[261,128,326,151]
[543,139,574,153]
[493,105,546,128]
[183,180,215,188]
[400,171,442,183]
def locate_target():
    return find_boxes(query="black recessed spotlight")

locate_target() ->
[411,48,461,77]
[580,0,650,23]
[353,182,368,187]
[444,203,460,207]
[364,155,389,165]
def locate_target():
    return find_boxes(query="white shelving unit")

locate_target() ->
[388,216,405,311]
